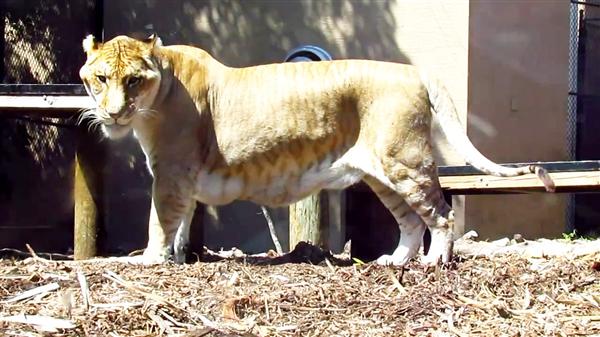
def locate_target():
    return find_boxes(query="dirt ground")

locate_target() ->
[0,238,599,337]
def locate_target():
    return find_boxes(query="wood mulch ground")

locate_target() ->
[0,240,599,337]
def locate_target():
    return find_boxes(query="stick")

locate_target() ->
[77,271,91,309]
[261,206,283,254]
[2,282,60,303]
[0,314,76,332]
[102,270,182,311]
[25,243,40,259]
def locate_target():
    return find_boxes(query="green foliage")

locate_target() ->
[352,257,366,266]
[562,229,577,241]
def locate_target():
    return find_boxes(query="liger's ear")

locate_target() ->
[82,35,100,56]
[144,33,163,48]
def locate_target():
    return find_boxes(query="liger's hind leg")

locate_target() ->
[363,176,426,266]
[386,162,454,265]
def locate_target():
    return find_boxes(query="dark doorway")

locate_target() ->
[575,8,600,237]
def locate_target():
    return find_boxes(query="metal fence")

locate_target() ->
[0,0,102,253]
[570,0,600,237]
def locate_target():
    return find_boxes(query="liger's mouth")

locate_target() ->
[104,123,130,131]
[103,115,135,127]
[103,104,137,126]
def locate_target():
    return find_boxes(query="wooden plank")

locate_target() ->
[0,95,92,111]
[440,171,600,194]
[439,160,600,176]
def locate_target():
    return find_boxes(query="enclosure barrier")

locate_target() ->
[0,87,97,260]
[2,88,600,259]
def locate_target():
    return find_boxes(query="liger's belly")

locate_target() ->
[193,151,365,207]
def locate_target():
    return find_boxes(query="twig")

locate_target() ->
[195,314,220,330]
[558,315,600,322]
[147,310,173,335]
[0,314,76,332]
[102,270,183,311]
[261,206,283,254]
[387,269,406,295]
[77,271,91,309]
[183,328,215,337]
[265,298,270,322]
[2,282,60,303]
[158,309,197,329]
[25,244,40,260]
[91,302,144,309]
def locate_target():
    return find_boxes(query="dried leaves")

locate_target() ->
[0,248,599,336]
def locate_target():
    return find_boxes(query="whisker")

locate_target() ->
[138,108,160,119]
[76,108,100,126]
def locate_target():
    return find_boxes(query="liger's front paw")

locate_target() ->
[110,248,170,265]
[110,254,168,265]
[376,254,410,266]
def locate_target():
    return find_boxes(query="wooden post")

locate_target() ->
[73,124,100,260]
[284,46,334,252]
[327,190,346,253]
[74,153,97,259]
[289,191,329,250]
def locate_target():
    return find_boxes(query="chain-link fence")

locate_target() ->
[0,0,102,253]
[1,0,99,84]
[570,1,600,237]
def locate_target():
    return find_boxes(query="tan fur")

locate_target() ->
[80,35,554,265]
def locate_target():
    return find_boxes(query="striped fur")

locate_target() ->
[80,35,555,265]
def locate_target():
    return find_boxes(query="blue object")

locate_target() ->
[284,45,332,62]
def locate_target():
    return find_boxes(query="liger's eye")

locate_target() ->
[96,75,107,83]
[127,76,142,87]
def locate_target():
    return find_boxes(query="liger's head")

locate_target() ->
[79,34,162,139]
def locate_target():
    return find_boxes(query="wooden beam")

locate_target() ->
[0,95,92,112]
[440,171,600,194]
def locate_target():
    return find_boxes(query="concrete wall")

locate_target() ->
[466,1,569,239]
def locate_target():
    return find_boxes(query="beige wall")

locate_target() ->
[391,0,469,235]
[466,1,569,239]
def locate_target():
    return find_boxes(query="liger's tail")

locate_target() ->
[419,72,555,192]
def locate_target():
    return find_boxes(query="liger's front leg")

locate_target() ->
[141,179,195,264]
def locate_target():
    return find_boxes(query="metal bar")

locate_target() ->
[96,0,104,41]
[576,9,587,161]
